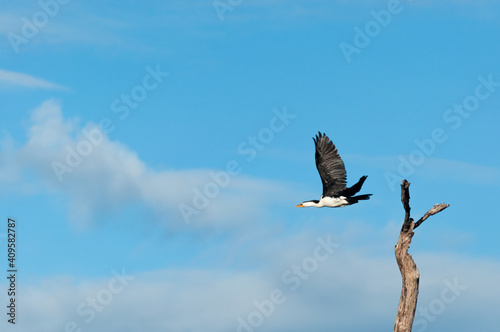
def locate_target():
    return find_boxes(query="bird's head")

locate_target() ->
[295,200,320,208]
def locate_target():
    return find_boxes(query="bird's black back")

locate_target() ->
[313,132,347,197]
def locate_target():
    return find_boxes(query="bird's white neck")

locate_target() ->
[301,200,324,208]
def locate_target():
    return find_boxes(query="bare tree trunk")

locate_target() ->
[393,180,449,332]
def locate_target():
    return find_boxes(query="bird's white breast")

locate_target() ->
[319,196,349,207]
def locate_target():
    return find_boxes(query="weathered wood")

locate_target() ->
[414,203,449,229]
[393,180,449,332]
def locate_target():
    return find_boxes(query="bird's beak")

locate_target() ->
[295,203,303,208]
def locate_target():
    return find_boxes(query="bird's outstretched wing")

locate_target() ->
[313,132,347,197]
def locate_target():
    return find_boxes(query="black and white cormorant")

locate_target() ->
[295,132,372,208]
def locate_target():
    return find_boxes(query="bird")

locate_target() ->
[295,132,372,208]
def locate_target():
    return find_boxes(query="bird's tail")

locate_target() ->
[346,194,372,205]
[342,175,368,196]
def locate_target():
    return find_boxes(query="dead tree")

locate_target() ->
[393,180,449,332]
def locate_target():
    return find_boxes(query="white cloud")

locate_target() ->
[0,69,69,91]
[1,229,499,332]
[418,158,500,185]
[347,154,500,186]
[0,13,19,34]
[1,1,496,54]
[0,99,289,231]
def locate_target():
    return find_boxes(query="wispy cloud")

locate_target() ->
[347,154,500,186]
[0,13,18,34]
[2,1,496,54]
[2,232,499,332]
[0,69,69,91]
[212,0,500,23]
[0,100,289,231]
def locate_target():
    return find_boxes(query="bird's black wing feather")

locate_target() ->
[313,132,347,197]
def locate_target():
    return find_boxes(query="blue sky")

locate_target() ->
[1,1,499,331]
